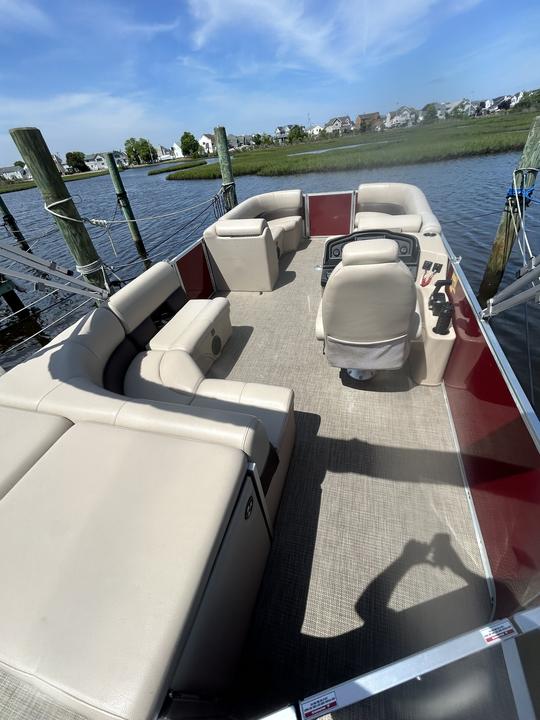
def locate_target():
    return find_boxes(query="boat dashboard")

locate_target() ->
[321,230,420,287]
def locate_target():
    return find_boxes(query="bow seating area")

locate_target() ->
[0,256,297,720]
[354,182,442,233]
[203,189,305,291]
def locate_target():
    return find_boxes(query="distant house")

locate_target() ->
[385,106,418,128]
[510,91,524,108]
[307,125,324,137]
[172,143,184,159]
[445,99,478,118]
[156,145,174,161]
[199,134,216,154]
[354,112,381,132]
[0,165,28,181]
[274,125,295,143]
[324,116,353,134]
[84,151,128,171]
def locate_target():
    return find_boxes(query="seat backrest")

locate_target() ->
[0,307,125,412]
[322,239,416,367]
[108,261,184,334]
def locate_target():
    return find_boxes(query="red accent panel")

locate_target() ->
[176,243,214,299]
[444,272,540,614]
[308,193,354,236]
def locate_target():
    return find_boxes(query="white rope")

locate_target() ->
[44,195,217,227]
[2,298,94,356]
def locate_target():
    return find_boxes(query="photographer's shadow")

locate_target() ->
[271,533,496,705]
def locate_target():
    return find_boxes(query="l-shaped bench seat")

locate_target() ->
[0,414,270,720]
[203,190,305,291]
[0,261,295,521]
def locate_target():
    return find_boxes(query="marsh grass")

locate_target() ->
[148,160,207,176]
[171,112,537,180]
[0,169,112,193]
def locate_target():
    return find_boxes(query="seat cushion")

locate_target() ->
[267,216,303,253]
[149,297,231,373]
[354,211,422,232]
[125,349,204,403]
[0,406,72,500]
[0,422,248,720]
[124,354,293,453]
[193,379,294,450]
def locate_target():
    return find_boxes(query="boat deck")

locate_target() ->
[209,237,492,715]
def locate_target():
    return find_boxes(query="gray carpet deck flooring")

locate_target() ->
[209,238,492,716]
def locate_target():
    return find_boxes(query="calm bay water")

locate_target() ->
[1,153,538,408]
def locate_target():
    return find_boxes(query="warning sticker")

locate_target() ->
[480,619,518,645]
[301,691,338,719]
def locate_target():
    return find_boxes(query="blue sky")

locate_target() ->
[1,0,540,165]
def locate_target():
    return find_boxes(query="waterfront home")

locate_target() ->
[324,116,353,134]
[199,133,216,154]
[354,112,382,131]
[172,142,184,159]
[0,165,28,181]
[307,124,324,137]
[445,98,478,117]
[84,151,128,171]
[274,125,295,143]
[156,145,174,161]
[384,106,419,128]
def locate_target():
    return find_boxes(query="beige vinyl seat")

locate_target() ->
[0,261,295,522]
[316,239,421,376]
[203,190,304,291]
[354,182,441,234]
[0,422,270,720]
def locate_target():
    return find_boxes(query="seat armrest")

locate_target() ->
[215,218,267,237]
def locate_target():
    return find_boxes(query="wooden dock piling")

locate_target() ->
[0,195,30,252]
[105,153,151,269]
[214,126,238,211]
[9,127,107,291]
[478,116,540,307]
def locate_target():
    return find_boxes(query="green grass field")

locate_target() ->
[170,111,538,180]
[148,160,207,176]
[0,168,112,194]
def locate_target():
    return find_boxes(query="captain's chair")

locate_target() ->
[316,239,420,378]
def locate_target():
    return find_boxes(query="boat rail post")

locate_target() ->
[0,195,30,252]
[214,126,238,211]
[477,115,540,307]
[9,127,108,291]
[105,152,151,270]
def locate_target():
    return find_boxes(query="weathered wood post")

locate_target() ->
[0,275,29,318]
[0,195,30,251]
[214,126,238,211]
[105,153,151,269]
[9,127,107,290]
[478,116,540,307]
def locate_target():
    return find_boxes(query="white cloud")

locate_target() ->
[0,92,178,163]
[187,0,483,79]
[0,0,52,35]
[120,19,180,38]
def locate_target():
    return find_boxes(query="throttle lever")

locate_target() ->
[428,279,452,314]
